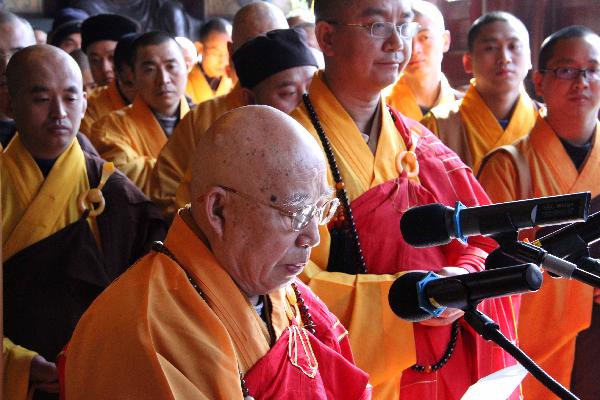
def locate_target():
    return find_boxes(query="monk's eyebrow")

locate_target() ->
[31,85,48,93]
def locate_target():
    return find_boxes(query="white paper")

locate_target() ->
[460,363,528,400]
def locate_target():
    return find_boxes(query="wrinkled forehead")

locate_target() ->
[273,165,332,208]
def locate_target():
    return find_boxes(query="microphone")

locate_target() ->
[388,264,543,322]
[400,192,590,248]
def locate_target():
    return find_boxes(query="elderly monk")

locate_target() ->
[79,15,140,135]
[291,1,520,399]
[0,45,165,400]
[385,0,462,121]
[149,1,289,218]
[0,11,35,150]
[65,105,371,399]
[478,26,600,400]
[186,17,233,104]
[91,31,189,194]
[422,11,537,174]
[172,28,319,214]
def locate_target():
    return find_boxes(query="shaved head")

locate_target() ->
[412,0,445,31]
[7,44,82,98]
[191,105,326,203]
[189,105,329,298]
[231,2,288,51]
[6,45,86,159]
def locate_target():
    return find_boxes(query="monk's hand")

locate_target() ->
[30,354,59,393]
[418,266,468,327]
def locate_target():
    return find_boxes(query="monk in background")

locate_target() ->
[65,106,371,399]
[385,0,462,121]
[1,45,165,400]
[0,11,35,150]
[91,31,189,194]
[79,14,139,134]
[422,11,537,174]
[186,17,233,104]
[150,1,289,219]
[478,26,600,400]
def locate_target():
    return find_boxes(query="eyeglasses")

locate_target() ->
[328,21,420,40]
[541,67,600,82]
[219,185,340,231]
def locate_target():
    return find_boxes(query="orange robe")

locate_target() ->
[185,63,234,104]
[91,96,190,194]
[291,71,519,400]
[422,81,538,174]
[478,116,600,400]
[385,73,461,121]
[65,211,370,399]
[3,338,37,400]
[79,81,128,136]
[150,84,245,218]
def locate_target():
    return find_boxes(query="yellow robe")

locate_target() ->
[150,84,246,218]
[91,96,190,194]
[185,63,234,104]
[385,73,460,121]
[65,211,356,398]
[79,81,128,136]
[422,81,538,174]
[1,135,93,262]
[478,116,600,400]
[291,71,419,399]
[3,338,37,400]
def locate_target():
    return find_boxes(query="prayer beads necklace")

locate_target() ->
[152,242,317,399]
[411,320,459,373]
[302,94,459,373]
[303,93,367,274]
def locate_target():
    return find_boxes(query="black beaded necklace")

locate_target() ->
[152,241,317,397]
[301,93,459,373]
[303,93,367,274]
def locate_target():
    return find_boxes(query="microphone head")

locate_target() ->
[401,204,453,248]
[388,272,431,322]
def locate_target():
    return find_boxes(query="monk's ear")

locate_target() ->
[240,87,256,105]
[203,187,227,238]
[462,52,473,74]
[80,90,88,119]
[315,21,335,57]
[532,70,545,99]
[442,30,451,53]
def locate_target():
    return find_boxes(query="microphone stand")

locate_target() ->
[490,232,600,288]
[463,308,580,400]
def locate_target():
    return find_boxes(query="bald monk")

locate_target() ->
[478,26,600,400]
[186,17,233,104]
[1,45,165,400]
[65,106,371,399]
[385,0,462,121]
[422,11,538,174]
[79,15,140,135]
[91,31,189,194]
[150,2,289,218]
[0,11,35,150]
[291,0,520,398]
[172,28,319,213]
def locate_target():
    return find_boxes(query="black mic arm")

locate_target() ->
[463,308,579,400]
[492,240,600,289]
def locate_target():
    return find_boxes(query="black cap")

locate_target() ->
[81,14,139,53]
[48,20,82,47]
[52,7,88,32]
[233,28,318,89]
